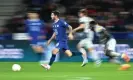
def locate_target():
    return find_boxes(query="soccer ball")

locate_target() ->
[12,64,21,71]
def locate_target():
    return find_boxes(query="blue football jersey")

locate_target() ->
[52,19,69,42]
[25,19,45,40]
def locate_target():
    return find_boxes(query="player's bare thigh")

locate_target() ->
[77,39,94,52]
[64,50,72,57]
[32,45,44,53]
[52,48,59,55]
[105,38,116,51]
[77,39,85,49]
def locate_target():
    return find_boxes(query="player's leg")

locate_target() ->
[37,42,48,63]
[105,38,122,64]
[85,40,101,67]
[31,40,44,54]
[30,40,43,53]
[64,50,72,57]
[41,48,59,70]
[32,41,46,62]
[105,39,120,56]
[110,38,130,62]
[32,45,44,53]
[30,40,44,61]
[105,38,130,63]
[77,39,88,66]
[49,48,59,66]
[61,42,72,57]
[41,42,60,70]
[48,42,61,66]
[88,48,101,66]
[32,45,44,62]
[105,38,131,70]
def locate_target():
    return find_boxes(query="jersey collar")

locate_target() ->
[27,19,40,21]
[54,19,60,23]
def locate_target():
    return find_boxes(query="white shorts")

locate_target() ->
[78,39,93,49]
[105,38,116,51]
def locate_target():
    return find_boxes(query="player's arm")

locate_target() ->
[47,32,56,45]
[63,20,73,40]
[68,25,73,40]
[99,29,111,43]
[68,25,73,35]
[72,23,85,33]
[96,26,110,37]
[102,29,111,37]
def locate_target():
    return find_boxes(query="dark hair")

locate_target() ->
[51,11,60,17]
[89,21,97,25]
[79,9,88,15]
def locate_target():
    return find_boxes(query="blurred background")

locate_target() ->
[0,0,133,40]
[0,0,133,62]
[0,1,132,80]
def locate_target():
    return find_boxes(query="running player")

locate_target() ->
[41,11,73,70]
[73,9,101,67]
[89,21,130,69]
[25,10,47,61]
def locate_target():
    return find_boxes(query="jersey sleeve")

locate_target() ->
[79,17,85,24]
[95,25,106,33]
[62,20,69,27]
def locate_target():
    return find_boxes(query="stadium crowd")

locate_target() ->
[1,0,133,40]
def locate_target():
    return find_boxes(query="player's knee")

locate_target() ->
[105,50,111,56]
[105,50,114,59]
[32,46,42,53]
[52,48,59,55]
[65,50,72,57]
[68,53,72,57]
[37,47,43,52]
[34,46,43,53]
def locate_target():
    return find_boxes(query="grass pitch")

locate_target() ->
[0,62,132,80]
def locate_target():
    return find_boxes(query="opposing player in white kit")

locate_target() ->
[73,9,101,67]
[89,21,130,69]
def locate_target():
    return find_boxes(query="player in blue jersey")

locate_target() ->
[41,11,73,70]
[25,10,47,61]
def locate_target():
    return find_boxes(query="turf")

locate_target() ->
[0,62,132,80]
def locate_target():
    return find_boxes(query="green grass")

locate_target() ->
[0,62,132,80]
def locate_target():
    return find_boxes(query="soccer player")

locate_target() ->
[41,11,73,70]
[89,21,130,69]
[25,10,47,61]
[73,9,101,67]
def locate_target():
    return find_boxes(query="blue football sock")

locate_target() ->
[49,54,56,66]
